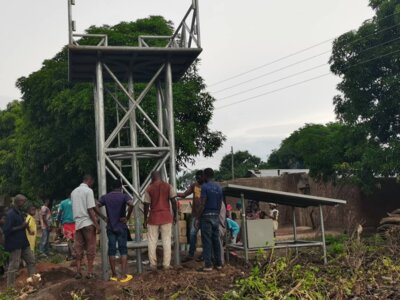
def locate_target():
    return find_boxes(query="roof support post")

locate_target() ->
[95,60,109,280]
[292,207,298,256]
[319,205,327,265]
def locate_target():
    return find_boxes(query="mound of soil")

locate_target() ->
[12,260,244,300]
[30,279,119,300]
[128,263,244,299]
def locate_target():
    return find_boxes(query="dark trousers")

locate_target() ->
[107,229,128,256]
[188,218,200,257]
[200,214,222,268]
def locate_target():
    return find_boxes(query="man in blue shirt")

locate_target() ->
[4,194,36,288]
[97,179,134,282]
[199,168,223,271]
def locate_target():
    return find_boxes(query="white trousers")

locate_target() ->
[147,223,172,268]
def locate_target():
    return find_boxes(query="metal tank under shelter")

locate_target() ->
[67,0,202,279]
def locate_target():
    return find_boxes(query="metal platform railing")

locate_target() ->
[68,0,201,49]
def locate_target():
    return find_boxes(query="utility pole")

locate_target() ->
[231,146,235,180]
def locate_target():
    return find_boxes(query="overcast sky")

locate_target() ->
[0,0,374,171]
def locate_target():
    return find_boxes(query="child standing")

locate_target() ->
[26,206,37,253]
[226,216,240,244]
[269,203,279,232]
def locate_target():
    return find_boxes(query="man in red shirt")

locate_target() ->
[144,171,177,270]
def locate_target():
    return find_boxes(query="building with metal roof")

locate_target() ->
[246,169,309,178]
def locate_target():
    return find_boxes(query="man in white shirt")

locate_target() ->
[71,174,99,279]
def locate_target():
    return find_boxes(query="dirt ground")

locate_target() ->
[0,255,245,300]
[1,227,339,300]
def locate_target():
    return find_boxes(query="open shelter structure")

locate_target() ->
[223,184,347,264]
[67,0,202,279]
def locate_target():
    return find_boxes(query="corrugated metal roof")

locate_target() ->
[223,184,346,208]
[247,169,309,177]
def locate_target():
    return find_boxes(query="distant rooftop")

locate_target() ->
[247,169,309,178]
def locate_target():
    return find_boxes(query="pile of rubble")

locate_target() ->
[377,209,400,233]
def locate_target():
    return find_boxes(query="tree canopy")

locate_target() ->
[0,101,22,196]
[267,123,372,184]
[0,16,225,199]
[216,150,267,181]
[328,0,400,184]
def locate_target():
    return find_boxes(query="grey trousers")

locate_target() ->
[219,227,226,265]
[7,247,36,288]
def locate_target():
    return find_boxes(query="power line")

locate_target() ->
[212,51,330,94]
[216,36,400,102]
[209,11,400,88]
[208,40,333,88]
[218,63,327,101]
[215,49,400,110]
[212,26,400,95]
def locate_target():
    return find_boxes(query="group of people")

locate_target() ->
[0,174,135,287]
[178,169,280,266]
[1,167,278,287]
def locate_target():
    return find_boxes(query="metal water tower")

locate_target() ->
[67,0,202,278]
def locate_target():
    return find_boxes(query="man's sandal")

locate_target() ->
[119,274,133,283]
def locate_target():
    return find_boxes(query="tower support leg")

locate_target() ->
[95,60,109,280]
[165,62,180,265]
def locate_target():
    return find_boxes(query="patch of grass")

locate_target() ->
[0,289,18,300]
[49,254,64,264]
[174,230,400,299]
[326,234,349,256]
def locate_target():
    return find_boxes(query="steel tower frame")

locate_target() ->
[67,0,202,279]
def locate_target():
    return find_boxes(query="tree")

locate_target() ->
[0,101,22,195]
[216,150,266,181]
[267,123,371,183]
[13,16,225,199]
[329,0,400,180]
[177,169,200,191]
